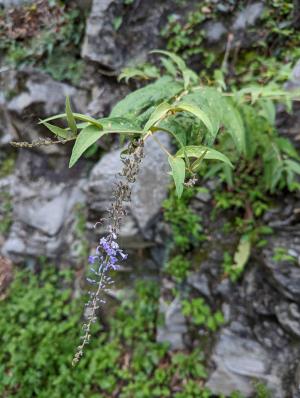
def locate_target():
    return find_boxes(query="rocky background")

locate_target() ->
[1,1,300,397]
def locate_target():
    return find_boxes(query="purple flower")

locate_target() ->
[88,256,96,264]
[88,235,127,279]
[119,251,128,260]
[110,256,118,264]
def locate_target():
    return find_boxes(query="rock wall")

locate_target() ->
[1,1,300,397]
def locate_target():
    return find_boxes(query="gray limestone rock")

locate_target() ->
[206,328,284,397]
[187,272,211,298]
[233,2,264,31]
[82,0,170,70]
[157,296,188,350]
[1,69,88,154]
[285,59,300,91]
[262,232,300,301]
[205,21,227,43]
[2,151,87,262]
[276,301,300,338]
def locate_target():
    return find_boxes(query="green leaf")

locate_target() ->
[175,102,214,137]
[151,50,197,89]
[223,164,233,187]
[238,86,263,104]
[65,96,77,134]
[258,99,276,125]
[285,159,300,174]
[168,156,185,198]
[222,98,246,154]
[118,65,159,83]
[118,68,149,83]
[110,76,182,118]
[151,50,186,72]
[271,164,283,192]
[182,68,198,89]
[190,148,208,172]
[159,118,186,147]
[97,116,142,134]
[160,57,177,77]
[69,125,106,168]
[41,121,70,139]
[233,235,251,270]
[39,113,103,129]
[143,102,171,131]
[176,145,233,167]
[184,88,224,145]
[276,137,300,159]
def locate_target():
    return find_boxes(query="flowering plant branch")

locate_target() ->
[11,50,300,362]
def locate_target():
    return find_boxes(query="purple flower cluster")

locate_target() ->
[72,234,128,366]
[88,234,128,273]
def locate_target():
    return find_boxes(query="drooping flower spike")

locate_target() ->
[72,139,144,366]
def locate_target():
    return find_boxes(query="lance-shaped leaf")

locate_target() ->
[159,118,186,147]
[285,159,300,175]
[69,118,143,167]
[222,99,246,154]
[190,148,208,172]
[152,50,197,89]
[160,57,177,77]
[110,76,182,118]
[98,116,142,134]
[69,125,106,168]
[65,96,77,134]
[182,68,198,89]
[176,145,233,168]
[143,102,171,131]
[39,112,103,129]
[168,156,185,198]
[174,102,214,137]
[41,121,70,139]
[151,50,186,72]
[184,88,224,145]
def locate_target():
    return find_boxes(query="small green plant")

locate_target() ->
[163,188,204,251]
[164,254,191,282]
[253,381,272,398]
[182,297,225,331]
[273,247,298,264]
[1,264,226,397]
[161,8,206,61]
[222,235,251,282]
[161,0,300,92]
